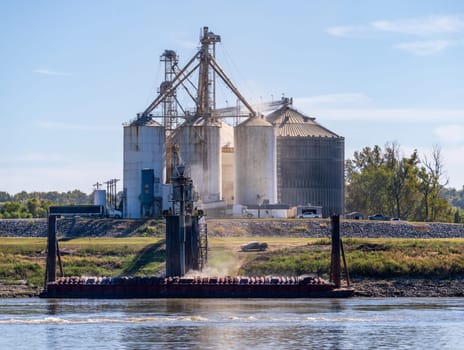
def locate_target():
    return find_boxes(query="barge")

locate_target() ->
[41,275,353,299]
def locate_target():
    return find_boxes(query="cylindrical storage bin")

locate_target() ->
[123,116,165,218]
[234,117,277,206]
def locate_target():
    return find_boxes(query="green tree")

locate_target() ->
[0,202,32,218]
[345,146,390,215]
[26,198,40,217]
[418,146,450,222]
[0,191,11,202]
[346,143,456,222]
[384,144,420,220]
[441,186,464,210]
[0,190,92,218]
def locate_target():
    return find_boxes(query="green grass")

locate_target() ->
[0,237,166,289]
[240,238,464,278]
[240,249,331,276]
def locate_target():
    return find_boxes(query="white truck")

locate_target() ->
[106,208,122,218]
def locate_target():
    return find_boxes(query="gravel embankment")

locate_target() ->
[205,219,464,238]
[0,218,153,237]
[2,218,464,239]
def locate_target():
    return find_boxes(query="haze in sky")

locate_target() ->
[1,0,464,194]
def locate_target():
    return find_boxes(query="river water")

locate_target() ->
[1,298,463,349]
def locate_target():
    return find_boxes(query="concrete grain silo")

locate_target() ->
[123,115,165,218]
[174,116,222,204]
[234,116,277,206]
[267,107,344,217]
[220,122,235,205]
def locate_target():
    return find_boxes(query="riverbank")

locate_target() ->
[0,281,39,298]
[351,277,464,297]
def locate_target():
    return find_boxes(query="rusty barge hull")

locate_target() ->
[41,284,353,299]
[40,277,354,299]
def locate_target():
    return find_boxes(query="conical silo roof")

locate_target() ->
[266,106,340,138]
[237,116,273,127]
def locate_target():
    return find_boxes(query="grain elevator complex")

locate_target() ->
[122,27,344,219]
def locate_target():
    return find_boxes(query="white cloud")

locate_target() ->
[327,15,464,55]
[294,93,370,107]
[372,15,464,35]
[435,124,464,144]
[294,94,464,122]
[295,106,464,123]
[33,68,71,76]
[326,26,357,38]
[394,39,457,55]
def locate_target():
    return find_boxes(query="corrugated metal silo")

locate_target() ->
[267,107,344,217]
[174,117,222,204]
[123,115,165,218]
[234,117,277,206]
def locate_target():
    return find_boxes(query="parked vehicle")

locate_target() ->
[299,213,322,218]
[368,214,390,221]
[240,241,268,252]
[244,211,254,218]
[106,208,122,218]
[390,217,405,222]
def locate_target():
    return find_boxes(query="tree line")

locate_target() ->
[345,143,464,223]
[0,190,92,219]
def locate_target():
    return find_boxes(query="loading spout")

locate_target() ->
[207,53,257,117]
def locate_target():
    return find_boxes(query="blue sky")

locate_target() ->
[1,0,464,194]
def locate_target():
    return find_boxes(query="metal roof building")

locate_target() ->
[267,106,344,217]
